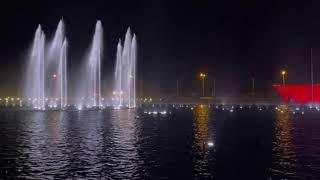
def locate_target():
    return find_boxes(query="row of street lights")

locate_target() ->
[198,70,287,97]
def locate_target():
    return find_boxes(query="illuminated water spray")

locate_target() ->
[47,19,67,109]
[114,28,137,108]
[83,20,103,108]
[24,19,67,109]
[24,20,138,110]
[59,39,68,108]
[24,25,45,110]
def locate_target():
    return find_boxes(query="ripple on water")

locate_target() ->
[0,108,319,178]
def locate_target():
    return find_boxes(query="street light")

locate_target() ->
[249,73,255,98]
[200,73,207,96]
[281,70,286,86]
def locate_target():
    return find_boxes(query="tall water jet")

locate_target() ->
[47,19,67,108]
[83,20,103,108]
[114,40,123,107]
[24,19,67,110]
[131,34,137,108]
[113,28,137,108]
[59,39,68,108]
[24,25,46,110]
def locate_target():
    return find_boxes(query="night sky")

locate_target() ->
[0,0,320,97]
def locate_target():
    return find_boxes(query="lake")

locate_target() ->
[0,105,319,179]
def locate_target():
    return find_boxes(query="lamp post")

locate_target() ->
[252,77,255,98]
[176,80,179,97]
[281,70,286,86]
[200,73,206,96]
[212,78,216,97]
[249,72,255,98]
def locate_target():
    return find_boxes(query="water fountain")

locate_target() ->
[24,19,67,110]
[47,19,67,109]
[60,39,68,108]
[24,25,46,110]
[113,28,137,109]
[24,20,137,110]
[78,20,103,108]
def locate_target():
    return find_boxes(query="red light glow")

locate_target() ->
[273,85,320,104]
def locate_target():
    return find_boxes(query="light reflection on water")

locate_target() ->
[194,105,209,153]
[272,105,297,178]
[0,107,319,179]
[193,105,215,179]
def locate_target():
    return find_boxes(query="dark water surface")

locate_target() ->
[0,105,320,179]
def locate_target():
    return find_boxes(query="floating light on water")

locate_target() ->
[207,142,214,147]
[160,111,167,115]
[77,106,83,111]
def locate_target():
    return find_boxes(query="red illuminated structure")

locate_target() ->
[273,85,320,104]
